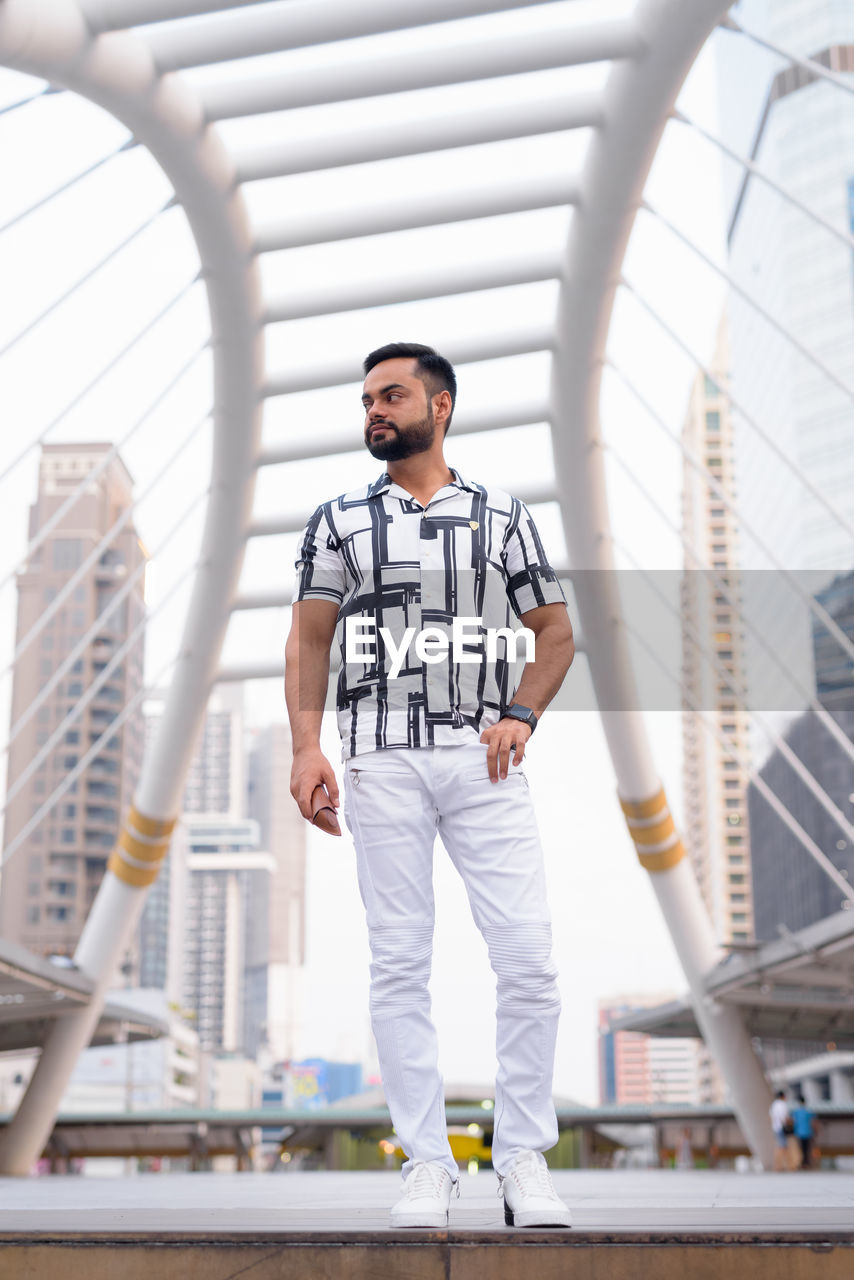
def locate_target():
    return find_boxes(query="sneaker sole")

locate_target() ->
[390,1211,450,1229]
[504,1201,572,1228]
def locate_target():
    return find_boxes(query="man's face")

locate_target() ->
[361,358,437,462]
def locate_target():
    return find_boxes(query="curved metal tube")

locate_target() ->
[549,0,776,1167]
[0,0,263,1174]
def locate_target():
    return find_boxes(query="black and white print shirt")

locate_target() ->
[293,466,568,759]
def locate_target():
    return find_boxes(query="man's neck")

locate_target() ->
[386,456,455,507]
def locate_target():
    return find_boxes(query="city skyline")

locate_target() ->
[0,0,850,1119]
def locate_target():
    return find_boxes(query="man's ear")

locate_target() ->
[434,389,453,434]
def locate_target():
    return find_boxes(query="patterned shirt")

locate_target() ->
[293,466,568,759]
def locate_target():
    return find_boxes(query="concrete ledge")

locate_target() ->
[3,1169,854,1278]
[2,1233,854,1280]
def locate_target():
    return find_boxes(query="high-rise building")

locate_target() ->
[719,2,854,676]
[598,994,701,1107]
[182,684,245,818]
[137,683,246,996]
[0,444,146,958]
[136,820,188,999]
[748,568,854,939]
[748,705,854,938]
[246,724,307,1062]
[681,319,755,951]
[136,700,308,1060]
[181,816,274,1053]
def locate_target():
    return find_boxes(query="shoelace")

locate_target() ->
[405,1161,460,1200]
[497,1151,557,1199]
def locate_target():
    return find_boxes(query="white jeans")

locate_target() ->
[342,740,561,1179]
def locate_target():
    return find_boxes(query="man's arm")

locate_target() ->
[480,601,574,781]
[284,598,341,819]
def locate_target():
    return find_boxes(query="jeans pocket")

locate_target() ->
[461,767,527,785]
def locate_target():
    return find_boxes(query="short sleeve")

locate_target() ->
[502,498,568,617]
[293,504,346,605]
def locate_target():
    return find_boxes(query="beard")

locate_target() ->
[365,402,435,461]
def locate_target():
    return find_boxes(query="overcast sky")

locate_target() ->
[0,4,773,1104]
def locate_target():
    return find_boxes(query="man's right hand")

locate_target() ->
[290,746,340,822]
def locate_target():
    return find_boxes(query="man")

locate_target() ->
[769,1089,792,1172]
[285,342,575,1228]
[791,1094,818,1170]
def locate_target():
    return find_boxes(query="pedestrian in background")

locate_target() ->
[769,1089,792,1171]
[791,1094,819,1170]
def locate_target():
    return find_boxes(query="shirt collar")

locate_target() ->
[368,466,477,499]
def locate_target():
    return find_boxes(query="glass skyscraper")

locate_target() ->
[718,2,854,744]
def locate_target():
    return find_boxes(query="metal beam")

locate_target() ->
[236,92,604,184]
[247,480,559,540]
[263,252,561,324]
[263,327,554,399]
[144,0,564,72]
[217,660,299,683]
[0,0,263,1178]
[252,173,579,255]
[81,0,272,31]
[200,19,645,121]
[256,401,552,467]
[547,0,777,1169]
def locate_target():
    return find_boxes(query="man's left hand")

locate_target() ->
[480,717,532,782]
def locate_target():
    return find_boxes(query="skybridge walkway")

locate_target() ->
[2,1169,854,1279]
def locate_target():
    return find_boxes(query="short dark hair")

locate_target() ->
[363,342,457,434]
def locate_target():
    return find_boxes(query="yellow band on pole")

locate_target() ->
[628,815,676,847]
[619,786,685,873]
[128,805,178,839]
[618,787,666,820]
[637,839,686,873]
[118,828,170,864]
[107,850,161,888]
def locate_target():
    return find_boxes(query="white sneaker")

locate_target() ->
[390,1160,460,1228]
[498,1150,572,1228]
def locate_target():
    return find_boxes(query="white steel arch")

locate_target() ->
[0,0,264,1174]
[549,0,775,1168]
[3,0,842,1173]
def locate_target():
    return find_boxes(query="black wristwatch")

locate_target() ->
[504,703,538,734]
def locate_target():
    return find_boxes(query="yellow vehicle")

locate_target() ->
[381,1124,492,1170]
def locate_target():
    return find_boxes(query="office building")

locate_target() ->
[748,705,854,939]
[182,816,274,1053]
[748,569,854,940]
[598,995,701,1107]
[0,443,146,959]
[246,723,307,1062]
[136,820,188,998]
[719,1,854,694]
[137,683,246,995]
[681,319,755,950]
[183,683,245,818]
